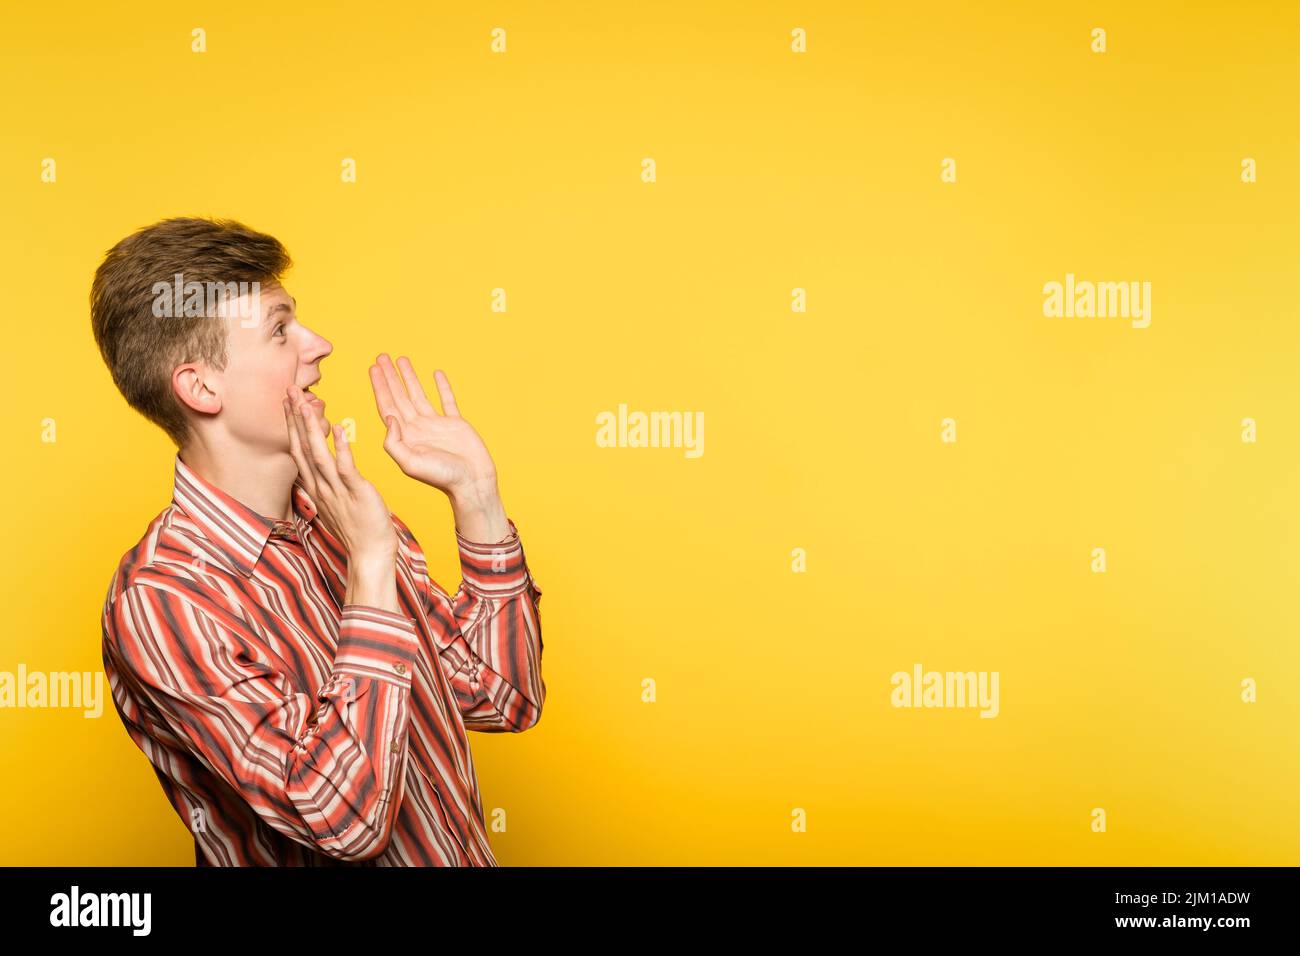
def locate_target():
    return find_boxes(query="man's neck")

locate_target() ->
[179,442,297,522]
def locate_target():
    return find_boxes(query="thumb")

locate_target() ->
[382,415,415,470]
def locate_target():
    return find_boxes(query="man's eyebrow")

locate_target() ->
[263,299,294,326]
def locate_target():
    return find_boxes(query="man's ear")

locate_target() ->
[173,363,222,416]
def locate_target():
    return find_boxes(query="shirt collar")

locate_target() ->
[171,453,319,577]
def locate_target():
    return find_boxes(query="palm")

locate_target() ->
[369,355,497,495]
[392,414,490,488]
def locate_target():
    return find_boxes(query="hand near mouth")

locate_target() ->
[282,382,387,556]
[285,383,330,439]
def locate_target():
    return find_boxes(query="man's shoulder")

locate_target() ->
[103,502,219,610]
[102,502,266,667]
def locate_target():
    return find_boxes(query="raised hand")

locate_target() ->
[368,354,499,499]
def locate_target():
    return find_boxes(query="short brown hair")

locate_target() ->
[90,217,293,447]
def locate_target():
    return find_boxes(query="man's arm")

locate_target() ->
[391,512,545,733]
[364,355,544,731]
[107,576,419,862]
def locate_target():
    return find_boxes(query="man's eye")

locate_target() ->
[273,323,286,336]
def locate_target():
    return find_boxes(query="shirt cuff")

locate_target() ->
[456,517,531,596]
[335,605,420,689]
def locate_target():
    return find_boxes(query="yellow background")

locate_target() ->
[1,1,1298,865]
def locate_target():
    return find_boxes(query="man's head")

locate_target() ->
[90,217,332,454]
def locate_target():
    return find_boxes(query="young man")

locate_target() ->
[92,217,544,866]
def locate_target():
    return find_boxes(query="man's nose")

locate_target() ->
[304,327,333,361]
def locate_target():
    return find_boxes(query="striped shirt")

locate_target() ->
[101,453,545,866]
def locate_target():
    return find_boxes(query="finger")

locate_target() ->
[382,414,416,472]
[284,394,319,498]
[332,423,360,486]
[369,362,401,427]
[433,368,460,418]
[292,387,344,498]
[396,355,438,417]
[376,353,417,420]
[288,388,318,466]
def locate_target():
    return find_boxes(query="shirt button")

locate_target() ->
[390,739,402,755]
[393,661,407,675]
